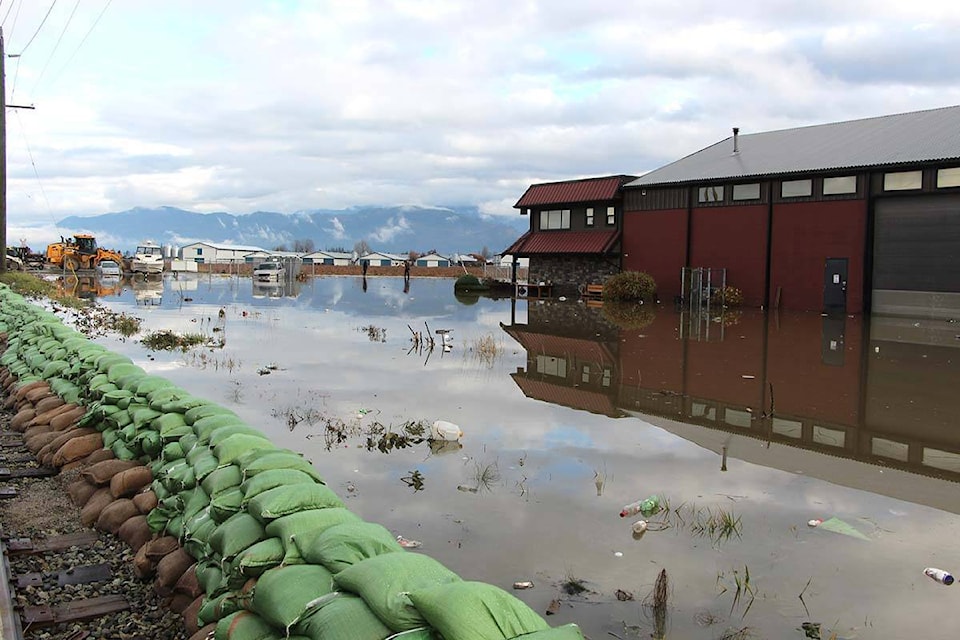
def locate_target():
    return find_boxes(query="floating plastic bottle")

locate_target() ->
[808,519,823,528]
[924,567,955,585]
[631,520,648,534]
[430,420,463,441]
[619,495,661,518]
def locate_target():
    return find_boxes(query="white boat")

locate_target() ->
[253,260,285,281]
[131,241,164,274]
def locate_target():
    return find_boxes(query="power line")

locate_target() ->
[14,109,60,234]
[16,0,57,55]
[4,0,23,42]
[41,0,111,96]
[31,0,81,94]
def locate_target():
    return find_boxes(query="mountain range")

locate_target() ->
[55,205,529,255]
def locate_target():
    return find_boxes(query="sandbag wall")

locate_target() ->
[0,284,585,640]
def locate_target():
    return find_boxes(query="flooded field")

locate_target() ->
[61,273,960,639]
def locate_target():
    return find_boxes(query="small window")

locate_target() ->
[196,248,203,255]
[585,207,594,226]
[601,368,611,387]
[781,179,812,198]
[823,176,857,195]
[937,167,960,188]
[581,365,590,383]
[813,425,846,448]
[606,206,615,225]
[732,183,760,200]
[698,185,724,203]
[883,170,922,191]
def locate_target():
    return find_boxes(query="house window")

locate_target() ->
[732,183,760,200]
[937,167,960,188]
[698,185,724,203]
[883,170,922,191]
[539,209,570,230]
[196,248,203,255]
[781,179,812,198]
[536,355,567,377]
[585,208,594,227]
[601,368,611,387]
[823,176,857,195]
[581,365,590,383]
[606,206,615,225]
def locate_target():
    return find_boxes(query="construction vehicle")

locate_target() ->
[46,234,127,272]
[6,245,45,270]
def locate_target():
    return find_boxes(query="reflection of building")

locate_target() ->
[132,278,164,306]
[502,301,960,511]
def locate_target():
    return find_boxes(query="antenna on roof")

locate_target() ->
[732,127,740,153]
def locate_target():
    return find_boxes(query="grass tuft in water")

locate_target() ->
[142,329,215,351]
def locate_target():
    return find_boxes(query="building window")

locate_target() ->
[698,185,724,203]
[585,208,594,226]
[601,368,611,387]
[732,183,760,201]
[883,170,922,191]
[937,167,960,188]
[606,206,615,225]
[781,179,812,198]
[539,209,570,230]
[536,355,567,377]
[581,365,590,383]
[822,176,857,195]
[196,248,203,255]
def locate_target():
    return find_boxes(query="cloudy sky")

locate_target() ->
[4,0,960,241]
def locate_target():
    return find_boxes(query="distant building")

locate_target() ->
[179,242,264,264]
[415,252,451,267]
[504,175,637,297]
[303,250,353,266]
[360,251,404,267]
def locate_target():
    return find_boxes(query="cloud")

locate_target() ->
[370,215,412,243]
[4,1,960,227]
[328,217,347,240]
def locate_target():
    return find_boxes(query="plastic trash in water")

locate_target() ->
[430,420,463,441]
[925,567,955,585]
[812,517,869,540]
[808,518,823,527]
[620,495,661,518]
[397,535,422,549]
[513,581,534,590]
[631,520,648,535]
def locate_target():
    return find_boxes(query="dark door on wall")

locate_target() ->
[823,258,848,311]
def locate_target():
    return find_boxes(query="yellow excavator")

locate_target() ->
[46,234,127,272]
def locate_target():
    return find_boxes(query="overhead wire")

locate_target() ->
[39,0,111,98]
[30,0,81,94]
[13,110,61,235]
[0,0,16,27]
[15,0,57,55]
[3,0,24,42]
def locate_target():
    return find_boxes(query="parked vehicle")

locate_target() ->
[253,261,285,281]
[6,246,45,269]
[96,260,122,278]
[131,240,164,274]
[46,234,126,272]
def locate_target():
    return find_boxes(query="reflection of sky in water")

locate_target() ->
[86,275,960,639]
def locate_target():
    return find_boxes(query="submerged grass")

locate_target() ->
[142,329,216,351]
[466,332,503,367]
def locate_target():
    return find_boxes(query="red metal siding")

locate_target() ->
[769,199,867,312]
[684,312,767,409]
[622,209,688,298]
[690,205,768,306]
[618,311,685,394]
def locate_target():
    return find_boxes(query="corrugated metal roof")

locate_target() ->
[512,375,622,417]
[515,175,636,208]
[628,105,960,187]
[506,230,619,255]
[503,326,617,367]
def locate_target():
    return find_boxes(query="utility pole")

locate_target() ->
[0,27,37,274]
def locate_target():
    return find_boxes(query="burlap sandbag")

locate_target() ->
[96,498,139,534]
[169,592,195,615]
[133,543,156,579]
[27,402,76,429]
[25,431,60,455]
[33,395,65,415]
[23,423,54,440]
[14,380,48,400]
[11,408,37,432]
[67,478,99,507]
[187,619,213,640]
[133,489,158,514]
[80,488,115,527]
[119,515,153,551]
[24,386,53,404]
[39,427,96,462]
[110,466,153,499]
[156,548,195,591]
[49,406,88,432]
[85,448,115,465]
[54,432,104,467]
[144,536,180,562]
[175,563,203,599]
[83,459,141,486]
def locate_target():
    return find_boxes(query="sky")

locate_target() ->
[4,0,960,245]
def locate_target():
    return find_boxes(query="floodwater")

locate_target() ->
[66,273,960,639]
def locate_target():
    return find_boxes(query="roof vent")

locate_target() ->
[732,127,740,153]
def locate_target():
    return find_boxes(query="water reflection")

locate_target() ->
[502,301,960,509]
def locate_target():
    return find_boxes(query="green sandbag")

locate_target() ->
[160,424,193,444]
[166,514,185,539]
[250,564,336,631]
[191,450,220,482]
[163,460,197,493]
[183,486,211,520]
[511,624,586,640]
[103,389,135,406]
[333,552,462,632]
[214,610,282,640]
[161,395,211,414]
[407,581,549,640]
[247,484,344,523]
[153,412,188,433]
[240,469,320,504]
[209,425,270,448]
[300,521,403,572]
[135,375,175,396]
[146,507,170,534]
[202,465,243,497]
[132,407,163,428]
[240,451,324,484]
[41,360,69,379]
[148,388,188,411]
[138,430,162,457]
[210,512,266,561]
[179,432,200,455]
[195,558,225,597]
[162,441,185,462]
[185,510,218,545]
[106,362,145,383]
[185,404,239,426]
[210,488,244,524]
[264,509,361,566]
[111,440,138,461]
[215,434,278,465]
[233,537,285,577]
[292,593,393,640]
[199,592,242,627]
[193,415,249,442]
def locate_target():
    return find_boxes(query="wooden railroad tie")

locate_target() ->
[0,467,58,481]
[4,531,99,555]
[16,563,112,589]
[20,595,129,629]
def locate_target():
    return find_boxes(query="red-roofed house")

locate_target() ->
[505,175,637,297]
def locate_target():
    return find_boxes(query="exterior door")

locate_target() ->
[823,258,848,311]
